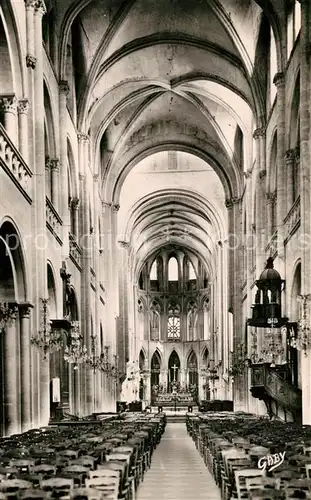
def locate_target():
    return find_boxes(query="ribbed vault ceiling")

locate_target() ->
[56,0,279,278]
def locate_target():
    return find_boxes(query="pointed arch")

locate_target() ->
[0,0,25,97]
[47,262,57,318]
[0,219,28,302]
[139,349,146,370]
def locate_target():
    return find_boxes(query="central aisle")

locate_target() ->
[137,422,221,500]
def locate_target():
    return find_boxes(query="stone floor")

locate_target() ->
[136,423,221,500]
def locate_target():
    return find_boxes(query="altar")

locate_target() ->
[152,378,197,407]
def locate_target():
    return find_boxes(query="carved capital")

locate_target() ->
[253,127,266,139]
[285,148,296,165]
[112,204,120,212]
[77,132,89,143]
[17,99,29,115]
[93,174,99,182]
[259,169,266,179]
[26,54,37,69]
[295,146,300,163]
[19,302,33,318]
[24,0,37,10]
[70,197,80,210]
[45,157,59,171]
[119,240,130,249]
[266,191,277,203]
[59,80,70,96]
[0,95,17,114]
[244,170,252,179]
[34,0,47,16]
[273,72,285,87]
[225,197,241,209]
[0,302,19,330]
[50,158,60,171]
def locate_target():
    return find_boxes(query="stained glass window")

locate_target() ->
[168,314,180,338]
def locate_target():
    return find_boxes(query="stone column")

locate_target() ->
[253,127,266,273]
[285,149,296,211]
[50,158,60,211]
[17,99,29,162]
[59,81,70,254]
[118,241,130,381]
[78,133,93,415]
[0,96,18,145]
[19,303,33,432]
[226,197,244,409]
[1,303,19,436]
[25,0,36,67]
[273,72,286,264]
[266,192,275,237]
[45,158,51,198]
[70,198,80,238]
[34,0,49,429]
[299,0,311,425]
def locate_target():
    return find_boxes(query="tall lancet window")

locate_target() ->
[168,257,178,280]
[137,298,146,341]
[168,256,179,293]
[167,302,180,340]
[150,300,161,341]
[203,299,210,340]
[187,300,198,341]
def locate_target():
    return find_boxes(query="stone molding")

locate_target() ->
[273,72,285,87]
[77,132,89,143]
[125,119,222,153]
[34,0,47,16]
[225,197,241,208]
[26,55,37,69]
[45,157,60,171]
[285,148,296,165]
[119,240,130,249]
[259,169,267,179]
[59,80,70,96]
[253,127,266,139]
[17,99,29,115]
[0,95,17,114]
[266,191,277,203]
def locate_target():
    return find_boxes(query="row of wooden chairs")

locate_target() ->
[0,412,166,500]
[187,412,311,500]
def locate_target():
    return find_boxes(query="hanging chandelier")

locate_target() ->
[31,299,63,359]
[99,345,113,375]
[86,334,106,372]
[110,354,120,379]
[0,302,18,331]
[295,294,311,355]
[64,321,88,369]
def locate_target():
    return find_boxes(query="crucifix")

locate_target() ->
[172,364,178,382]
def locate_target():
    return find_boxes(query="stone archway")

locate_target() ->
[0,221,28,436]
[168,350,180,391]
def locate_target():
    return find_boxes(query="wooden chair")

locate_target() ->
[60,466,90,487]
[250,489,285,500]
[9,460,35,474]
[40,477,74,498]
[85,477,118,500]
[0,479,34,496]
[69,457,96,471]
[18,489,52,500]
[69,487,103,500]
[246,476,281,492]
[33,465,57,478]
[98,462,130,500]
[305,464,311,480]
[234,468,265,500]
